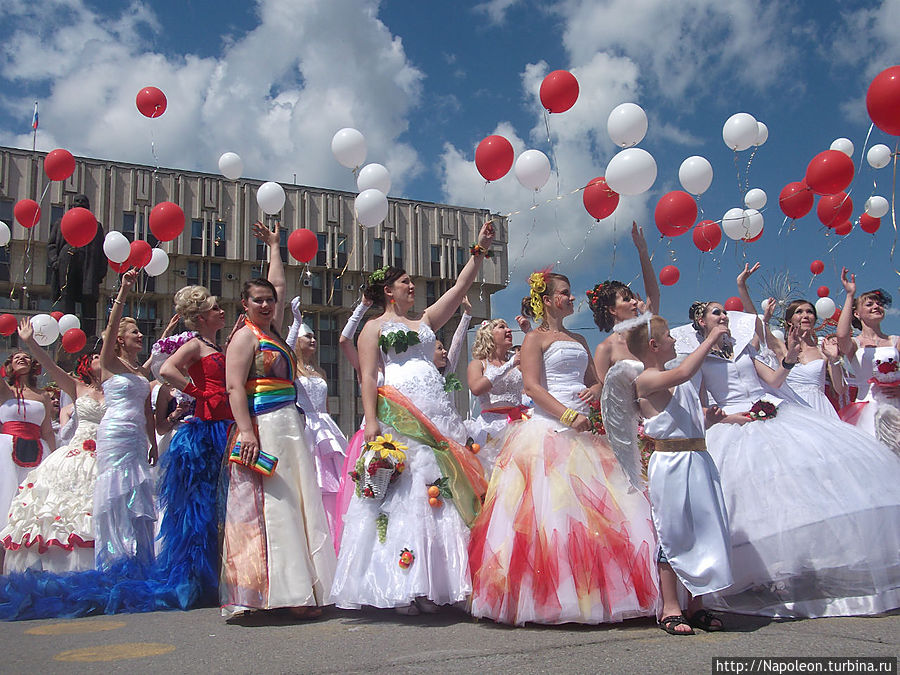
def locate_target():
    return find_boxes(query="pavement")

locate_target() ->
[2,605,897,674]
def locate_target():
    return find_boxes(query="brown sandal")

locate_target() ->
[688,609,723,632]
[659,615,695,635]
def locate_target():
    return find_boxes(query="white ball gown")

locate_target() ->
[331,320,482,609]
[468,341,659,625]
[785,359,840,419]
[1,396,106,573]
[673,316,900,617]
[0,399,52,533]
[470,359,526,473]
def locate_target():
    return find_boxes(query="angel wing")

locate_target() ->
[601,359,645,492]
[874,405,900,457]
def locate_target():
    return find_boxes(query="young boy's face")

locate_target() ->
[652,325,677,362]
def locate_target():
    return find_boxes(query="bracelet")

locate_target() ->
[781,358,796,369]
[560,408,578,426]
[470,243,494,259]
[112,299,124,305]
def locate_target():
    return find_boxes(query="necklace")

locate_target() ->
[196,334,222,352]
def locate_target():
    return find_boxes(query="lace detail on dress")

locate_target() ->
[68,396,107,451]
[477,361,524,409]
[296,375,328,414]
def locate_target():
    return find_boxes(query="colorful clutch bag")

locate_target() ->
[229,443,278,477]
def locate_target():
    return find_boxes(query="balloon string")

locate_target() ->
[858,123,875,178]
[149,125,160,174]
[732,151,743,198]
[326,225,361,305]
[891,139,899,262]
[778,215,791,238]
[743,147,757,194]
[610,219,618,274]
[543,109,568,257]
[571,216,601,263]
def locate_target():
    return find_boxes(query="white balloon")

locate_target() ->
[678,156,713,195]
[30,314,60,347]
[355,189,389,228]
[607,103,648,148]
[0,221,9,247]
[514,149,551,191]
[867,144,892,170]
[723,112,759,151]
[770,328,785,342]
[144,248,170,277]
[218,152,243,180]
[815,296,836,319]
[256,181,286,215]
[331,128,367,169]
[830,138,854,157]
[356,163,391,195]
[743,209,764,239]
[58,314,81,334]
[866,195,890,219]
[755,122,769,146]
[103,231,131,263]
[722,207,749,240]
[760,298,772,312]
[605,148,657,196]
[744,188,767,210]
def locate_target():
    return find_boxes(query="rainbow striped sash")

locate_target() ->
[244,318,297,415]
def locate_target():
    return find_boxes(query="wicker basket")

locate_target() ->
[364,467,394,500]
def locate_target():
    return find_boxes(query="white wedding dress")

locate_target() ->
[785,359,839,419]
[470,360,526,472]
[331,320,474,609]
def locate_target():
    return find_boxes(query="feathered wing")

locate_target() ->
[874,405,900,457]
[601,359,645,492]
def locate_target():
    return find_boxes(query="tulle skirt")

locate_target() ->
[330,426,472,609]
[220,405,335,614]
[703,402,900,617]
[468,417,660,625]
[334,428,366,553]
[1,440,96,574]
[303,410,348,545]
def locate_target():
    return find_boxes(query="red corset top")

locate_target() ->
[187,352,232,421]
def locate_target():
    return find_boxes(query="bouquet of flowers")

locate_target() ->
[869,357,900,388]
[350,434,407,500]
[746,400,778,421]
[587,399,606,435]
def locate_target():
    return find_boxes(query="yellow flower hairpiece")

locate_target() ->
[528,270,549,321]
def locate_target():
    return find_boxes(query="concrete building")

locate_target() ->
[0,146,509,434]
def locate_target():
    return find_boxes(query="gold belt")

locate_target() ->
[647,437,706,452]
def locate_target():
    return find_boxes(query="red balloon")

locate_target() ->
[743,227,764,243]
[60,207,98,248]
[582,177,619,220]
[288,228,318,263]
[831,308,842,323]
[50,311,64,321]
[44,148,75,182]
[108,259,131,274]
[654,191,696,237]
[475,135,514,182]
[834,220,852,236]
[810,259,825,275]
[866,66,900,136]
[149,201,185,242]
[692,220,722,252]
[659,265,680,286]
[805,150,854,196]
[14,199,41,228]
[724,297,744,312]
[136,86,167,118]
[0,314,17,336]
[61,328,87,354]
[860,213,881,234]
[128,240,153,268]
[817,286,830,298]
[816,192,853,228]
[779,181,814,219]
[539,70,579,113]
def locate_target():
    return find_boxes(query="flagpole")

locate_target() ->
[31,100,38,152]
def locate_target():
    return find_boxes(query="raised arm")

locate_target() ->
[633,222,659,314]
[836,267,857,358]
[101,268,138,375]
[423,222,495,331]
[636,325,729,396]
[339,298,372,378]
[445,297,472,372]
[17,318,80,401]
[754,324,804,388]
[251,221,285,329]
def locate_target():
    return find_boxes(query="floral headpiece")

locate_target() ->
[585,281,611,312]
[869,288,893,308]
[690,301,710,324]
[528,268,550,321]
[369,265,389,285]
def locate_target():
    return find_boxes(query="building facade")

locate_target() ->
[0,146,509,434]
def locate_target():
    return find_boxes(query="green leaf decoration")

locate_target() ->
[378,330,421,355]
[443,373,462,392]
[430,476,453,499]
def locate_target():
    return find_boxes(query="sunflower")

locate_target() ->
[368,433,408,463]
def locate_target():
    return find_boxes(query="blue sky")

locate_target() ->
[1,0,899,348]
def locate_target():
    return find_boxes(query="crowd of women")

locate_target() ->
[0,220,898,632]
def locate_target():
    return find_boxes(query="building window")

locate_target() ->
[336,235,347,268]
[330,273,342,307]
[0,199,12,223]
[311,272,323,305]
[456,248,466,275]
[0,247,9,282]
[431,245,441,277]
[187,260,199,286]
[51,205,64,225]
[426,281,436,307]
[122,212,136,241]
[373,238,384,269]
[393,241,403,270]
[317,314,339,396]
[191,219,204,255]
[279,228,288,264]
[209,262,222,296]
[213,220,226,257]
[255,236,267,261]
[316,233,328,267]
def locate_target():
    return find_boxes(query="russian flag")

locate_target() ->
[31,101,38,130]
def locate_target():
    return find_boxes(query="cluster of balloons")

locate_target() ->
[0,312,86,352]
[605,103,656,197]
[330,127,390,230]
[103,231,169,276]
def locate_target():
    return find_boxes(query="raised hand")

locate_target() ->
[121,267,139,290]
[762,297,777,324]
[291,296,303,321]
[631,221,648,255]
[251,221,279,247]
[461,295,472,314]
[515,315,531,334]
[17,317,34,344]
[476,221,495,250]
[822,335,840,361]
[737,262,761,287]
[840,267,856,295]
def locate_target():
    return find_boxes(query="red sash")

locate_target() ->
[2,421,43,467]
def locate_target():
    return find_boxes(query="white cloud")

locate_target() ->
[0,0,424,193]
[473,0,522,25]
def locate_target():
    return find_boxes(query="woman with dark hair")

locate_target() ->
[671,301,900,617]
[589,223,660,382]
[1,322,105,573]
[468,268,659,625]
[0,341,56,566]
[836,268,900,453]
[221,222,334,619]
[331,222,494,615]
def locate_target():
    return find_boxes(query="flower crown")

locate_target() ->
[369,265,389,285]
[585,281,611,311]
[528,268,551,321]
